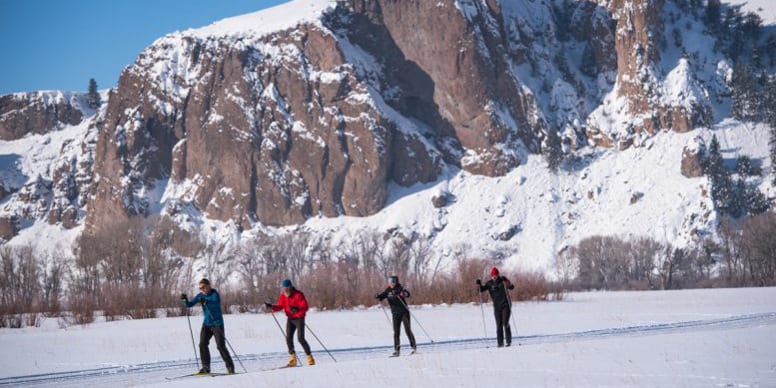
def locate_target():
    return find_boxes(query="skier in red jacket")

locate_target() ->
[265,279,315,366]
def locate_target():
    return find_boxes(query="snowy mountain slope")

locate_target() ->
[0,0,773,276]
[183,0,336,39]
[229,120,771,272]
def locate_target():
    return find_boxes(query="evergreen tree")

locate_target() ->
[87,78,100,109]
[730,62,758,120]
[704,0,721,31]
[580,43,597,77]
[736,155,752,177]
[713,170,734,215]
[544,127,563,174]
[770,123,776,186]
[706,135,736,215]
[704,135,723,176]
[744,184,770,215]
[765,35,776,67]
[729,178,746,217]
[741,13,763,44]
[767,77,776,129]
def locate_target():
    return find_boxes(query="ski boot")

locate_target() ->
[195,367,210,375]
[306,353,316,366]
[410,346,417,355]
[286,353,298,367]
[227,366,236,374]
[390,348,400,357]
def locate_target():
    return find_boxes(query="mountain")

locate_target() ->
[0,0,773,272]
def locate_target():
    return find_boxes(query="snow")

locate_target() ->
[0,118,92,250]
[2,287,774,387]
[290,120,769,273]
[664,58,705,111]
[2,0,774,279]
[181,0,336,40]
[726,0,776,25]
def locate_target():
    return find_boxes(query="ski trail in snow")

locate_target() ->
[2,312,774,387]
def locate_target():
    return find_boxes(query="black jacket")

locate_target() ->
[377,284,411,315]
[479,276,514,309]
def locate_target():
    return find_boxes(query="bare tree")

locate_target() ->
[40,252,66,315]
[739,213,776,285]
[628,237,661,288]
[0,245,42,327]
[409,234,433,283]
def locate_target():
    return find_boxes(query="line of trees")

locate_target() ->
[558,212,776,290]
[0,217,557,328]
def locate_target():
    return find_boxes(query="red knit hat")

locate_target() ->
[490,267,499,276]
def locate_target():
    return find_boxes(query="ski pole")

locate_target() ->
[220,325,248,373]
[202,302,248,373]
[183,300,200,369]
[378,299,392,326]
[304,322,337,363]
[504,282,518,338]
[268,308,287,337]
[476,283,488,339]
[395,296,434,343]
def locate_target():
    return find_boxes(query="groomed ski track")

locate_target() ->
[3,312,774,387]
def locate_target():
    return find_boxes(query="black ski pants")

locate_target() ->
[199,325,234,371]
[494,305,512,346]
[286,318,312,355]
[392,312,416,351]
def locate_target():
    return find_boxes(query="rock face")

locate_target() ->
[0,217,17,241]
[0,0,726,236]
[586,0,712,149]
[87,22,438,230]
[681,136,706,178]
[0,92,87,140]
[85,0,610,232]
[343,0,543,176]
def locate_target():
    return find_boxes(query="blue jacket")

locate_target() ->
[185,289,225,326]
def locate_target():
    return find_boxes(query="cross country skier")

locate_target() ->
[375,275,417,356]
[181,278,236,375]
[265,279,316,367]
[477,267,515,347]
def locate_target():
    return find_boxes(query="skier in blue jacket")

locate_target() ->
[181,278,235,375]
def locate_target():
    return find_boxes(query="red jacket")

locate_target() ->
[271,289,309,319]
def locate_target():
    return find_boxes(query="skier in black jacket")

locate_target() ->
[477,267,515,347]
[375,275,417,356]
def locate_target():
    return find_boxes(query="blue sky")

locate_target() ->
[0,0,287,94]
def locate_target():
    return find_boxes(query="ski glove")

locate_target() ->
[264,302,273,309]
[290,306,299,313]
[180,293,188,300]
[375,294,382,300]
[508,284,515,290]
[476,279,481,285]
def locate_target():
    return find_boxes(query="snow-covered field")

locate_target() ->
[2,287,775,387]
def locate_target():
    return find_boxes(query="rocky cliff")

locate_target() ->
[0,91,88,140]
[0,0,753,247]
